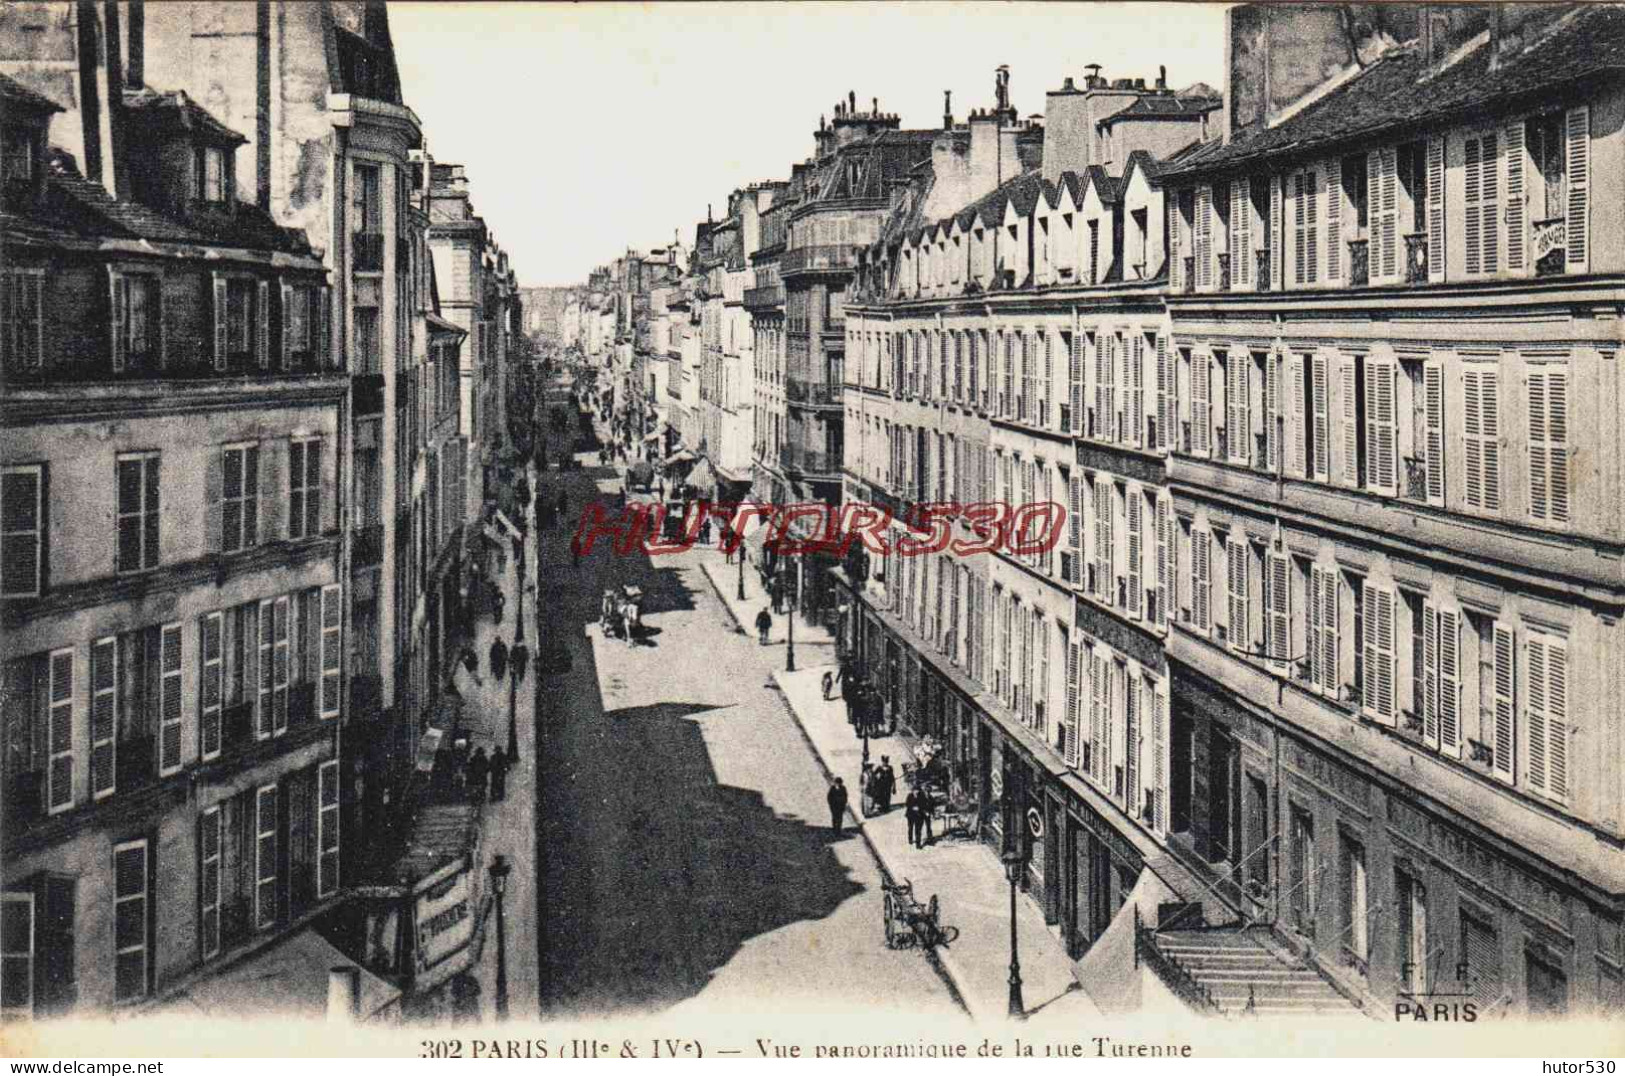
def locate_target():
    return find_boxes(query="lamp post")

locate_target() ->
[785,559,796,672]
[736,527,746,601]
[1002,843,1027,1021]
[489,854,512,1020]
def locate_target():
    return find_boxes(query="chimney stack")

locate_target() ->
[872,97,878,115]
[943,89,953,129]
[849,90,856,115]
[1157,65,1167,91]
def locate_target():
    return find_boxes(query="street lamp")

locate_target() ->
[1002,843,1027,1021]
[489,854,512,1020]
[737,529,746,601]
[785,560,796,673]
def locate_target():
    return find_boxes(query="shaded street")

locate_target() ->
[527,403,960,1020]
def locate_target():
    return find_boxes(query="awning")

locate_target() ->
[156,928,401,1022]
[686,456,717,499]
[664,449,696,466]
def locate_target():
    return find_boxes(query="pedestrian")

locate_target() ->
[918,786,935,847]
[755,606,772,646]
[722,525,734,564]
[467,746,489,803]
[905,787,924,848]
[826,777,848,836]
[511,641,530,684]
[461,646,481,684]
[876,756,896,814]
[493,587,506,625]
[771,576,784,615]
[821,668,836,701]
[489,745,508,803]
[490,637,509,681]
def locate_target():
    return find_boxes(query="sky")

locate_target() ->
[390,2,1229,287]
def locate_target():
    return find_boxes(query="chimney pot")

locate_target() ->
[1157,65,1167,90]
[1062,76,1076,91]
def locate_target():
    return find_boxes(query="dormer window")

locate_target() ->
[195,145,228,204]
[3,125,35,183]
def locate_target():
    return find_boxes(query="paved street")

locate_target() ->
[529,416,961,1020]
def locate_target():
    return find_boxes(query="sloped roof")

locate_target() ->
[123,88,247,145]
[0,72,63,115]
[1162,4,1625,180]
[1103,93,1221,124]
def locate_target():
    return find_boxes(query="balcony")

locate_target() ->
[353,232,385,273]
[1217,252,1231,292]
[1348,239,1370,287]
[353,522,384,567]
[1256,248,1271,291]
[1534,217,1567,276]
[787,377,841,409]
[1404,233,1429,284]
[743,284,785,311]
[780,245,859,277]
[1402,455,1429,503]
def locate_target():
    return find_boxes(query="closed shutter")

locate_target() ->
[1460,913,1502,1008]
[1463,365,1501,511]
[1293,172,1308,285]
[255,785,278,930]
[1193,529,1211,632]
[1366,359,1397,493]
[1130,335,1144,447]
[1326,157,1342,282]
[1065,640,1081,768]
[1361,585,1395,722]
[1169,197,1184,291]
[1310,567,1338,695]
[1127,490,1142,619]
[1305,169,1320,283]
[1156,335,1170,451]
[1267,553,1290,663]
[1339,357,1358,486]
[1528,363,1570,524]
[1265,351,1279,471]
[1438,608,1461,754]
[1226,538,1248,649]
[1269,173,1283,287]
[1155,496,1170,629]
[1426,137,1446,282]
[1234,179,1252,286]
[1312,354,1330,480]
[1151,685,1167,833]
[199,806,222,958]
[1504,122,1526,273]
[1124,675,1140,813]
[1068,472,1082,582]
[1195,185,1211,289]
[320,583,342,717]
[1,466,43,598]
[113,840,148,1001]
[1565,106,1589,273]
[1424,360,1446,505]
[1291,356,1307,477]
[46,647,73,813]
[109,269,127,372]
[1491,623,1515,783]
[318,759,340,898]
[255,279,270,368]
[1378,148,1399,281]
[1526,633,1569,801]
[200,612,223,761]
[280,281,293,369]
[1091,653,1109,784]
[90,637,116,799]
[1192,351,1210,456]
[1465,132,1500,276]
[158,623,183,774]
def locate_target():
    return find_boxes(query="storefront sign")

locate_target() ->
[1026,807,1045,839]
[415,864,475,972]
[990,765,1003,801]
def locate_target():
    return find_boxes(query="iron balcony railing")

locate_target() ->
[780,444,840,476]
[743,284,785,310]
[786,377,842,408]
[781,244,860,276]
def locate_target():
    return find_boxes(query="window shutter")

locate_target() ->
[320,582,342,717]
[1309,569,1324,692]
[1130,335,1144,447]
[199,807,222,958]
[1151,685,1167,833]
[1155,496,1170,630]
[200,612,223,761]
[1193,529,1210,631]
[1291,356,1307,477]
[1463,365,1501,511]
[1491,623,1515,783]
[1265,351,1279,471]
[1169,197,1183,291]
[204,449,223,555]
[318,759,340,898]
[1269,173,1283,287]
[1235,179,1252,286]
[1366,359,1397,493]
[280,281,293,370]
[46,647,74,813]
[1065,641,1081,769]
[212,274,228,371]
[90,637,116,799]
[1266,553,1289,663]
[158,622,183,775]
[1377,147,1399,282]
[1361,585,1395,723]
[255,280,270,368]
[1227,538,1248,649]
[1315,567,1339,695]
[1127,490,1143,619]
[255,784,278,929]
[109,270,126,373]
[1422,600,1440,745]
[1424,361,1446,505]
[1068,472,1082,579]
[1305,169,1320,283]
[1,467,43,598]
[1195,185,1211,289]
[1326,157,1342,282]
[1339,356,1357,487]
[1192,351,1210,456]
[1156,335,1170,451]
[1503,122,1526,273]
[1312,354,1330,480]
[1564,106,1589,273]
[257,600,274,739]
[1528,364,1570,524]
[1125,675,1140,812]
[1426,137,1446,282]
[1438,608,1460,755]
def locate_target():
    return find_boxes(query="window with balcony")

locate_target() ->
[115,453,160,574]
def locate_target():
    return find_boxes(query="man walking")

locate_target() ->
[826,777,849,836]
[489,636,509,682]
[905,786,924,848]
[510,641,530,684]
[754,606,773,646]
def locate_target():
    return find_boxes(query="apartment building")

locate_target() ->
[1157,3,1625,1017]
[0,67,343,1016]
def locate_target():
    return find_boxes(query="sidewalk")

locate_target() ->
[769,662,1100,1029]
[454,459,541,1022]
[699,551,834,649]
